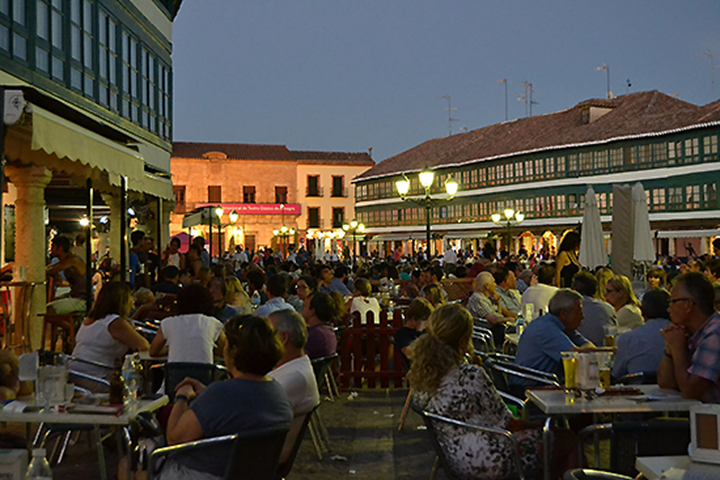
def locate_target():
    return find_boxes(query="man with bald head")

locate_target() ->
[658,272,720,402]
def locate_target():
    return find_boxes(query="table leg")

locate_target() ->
[543,416,552,480]
[122,426,133,480]
[94,424,108,480]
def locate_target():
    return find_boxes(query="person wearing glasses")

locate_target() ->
[603,275,643,333]
[658,272,720,402]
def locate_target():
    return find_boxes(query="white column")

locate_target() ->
[669,238,676,256]
[5,165,52,350]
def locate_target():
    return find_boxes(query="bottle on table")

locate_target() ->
[109,359,126,405]
[26,448,52,479]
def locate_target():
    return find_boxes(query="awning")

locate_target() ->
[30,104,145,182]
[342,234,366,241]
[370,233,434,242]
[111,172,174,200]
[444,230,489,240]
[654,229,720,239]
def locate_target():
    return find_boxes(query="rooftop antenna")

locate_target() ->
[596,64,611,99]
[498,78,508,121]
[438,95,458,136]
[696,50,718,100]
[528,82,539,116]
[517,81,532,117]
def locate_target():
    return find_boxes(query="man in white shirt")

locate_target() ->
[268,309,321,462]
[521,264,558,321]
[255,275,294,318]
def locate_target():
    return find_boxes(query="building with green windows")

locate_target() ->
[352,91,720,259]
[0,0,181,348]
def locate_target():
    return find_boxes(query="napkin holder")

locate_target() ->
[690,404,720,465]
[574,352,599,390]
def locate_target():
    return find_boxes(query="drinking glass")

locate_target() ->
[561,351,577,389]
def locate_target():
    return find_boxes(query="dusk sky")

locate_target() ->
[172,1,720,164]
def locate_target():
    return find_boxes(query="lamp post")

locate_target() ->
[342,220,365,263]
[491,208,524,254]
[273,225,296,258]
[395,167,458,259]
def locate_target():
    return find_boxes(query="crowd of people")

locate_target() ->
[35,228,720,479]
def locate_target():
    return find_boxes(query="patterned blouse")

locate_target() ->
[414,364,541,480]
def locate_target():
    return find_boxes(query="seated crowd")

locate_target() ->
[33,231,720,479]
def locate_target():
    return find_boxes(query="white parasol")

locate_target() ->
[578,186,608,269]
[632,183,656,262]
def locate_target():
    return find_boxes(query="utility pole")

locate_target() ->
[438,95,457,136]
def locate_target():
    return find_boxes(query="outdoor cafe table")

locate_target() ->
[0,395,168,480]
[526,385,701,480]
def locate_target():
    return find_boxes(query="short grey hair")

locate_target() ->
[548,289,582,316]
[268,309,308,349]
[475,272,493,292]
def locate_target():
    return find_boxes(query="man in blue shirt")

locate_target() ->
[514,289,594,386]
[318,266,351,296]
[255,275,294,318]
[612,288,670,380]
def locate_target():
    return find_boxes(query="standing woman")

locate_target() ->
[604,275,643,332]
[555,231,581,288]
[408,304,576,479]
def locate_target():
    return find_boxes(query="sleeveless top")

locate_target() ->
[71,314,129,378]
[559,251,580,288]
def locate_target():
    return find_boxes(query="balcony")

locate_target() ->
[331,187,348,198]
[306,186,324,197]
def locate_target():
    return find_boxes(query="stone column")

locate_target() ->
[5,165,52,350]
[101,192,123,265]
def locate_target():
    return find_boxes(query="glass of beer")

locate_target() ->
[603,325,617,347]
[561,351,577,389]
[597,352,613,388]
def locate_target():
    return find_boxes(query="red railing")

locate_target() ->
[338,309,406,390]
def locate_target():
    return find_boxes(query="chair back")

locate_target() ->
[610,419,689,476]
[310,353,338,387]
[225,425,289,480]
[412,405,525,480]
[563,469,634,480]
[165,362,218,401]
[275,404,319,478]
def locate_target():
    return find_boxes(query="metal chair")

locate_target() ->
[275,404,319,479]
[310,353,340,402]
[577,419,690,476]
[412,404,526,480]
[148,425,289,480]
[563,469,633,480]
[481,356,560,398]
[163,362,226,401]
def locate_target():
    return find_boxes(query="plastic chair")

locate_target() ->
[164,362,224,401]
[563,469,633,480]
[275,404,319,479]
[41,277,83,353]
[148,425,289,480]
[412,404,526,480]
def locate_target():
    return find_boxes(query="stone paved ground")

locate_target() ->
[8,388,446,480]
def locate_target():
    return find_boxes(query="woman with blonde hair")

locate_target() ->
[408,303,575,479]
[224,276,252,315]
[604,275,643,332]
[421,283,446,308]
[595,267,614,303]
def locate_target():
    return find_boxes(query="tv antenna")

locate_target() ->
[499,78,508,121]
[596,64,611,98]
[517,81,538,117]
[696,50,718,100]
[438,95,458,136]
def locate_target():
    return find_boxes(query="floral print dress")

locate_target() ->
[415,364,542,480]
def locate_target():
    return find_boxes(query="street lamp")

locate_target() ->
[395,167,458,259]
[491,208,524,254]
[273,225,296,258]
[343,219,365,262]
[229,210,239,224]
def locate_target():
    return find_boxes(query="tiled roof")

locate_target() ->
[354,90,720,182]
[172,142,296,161]
[292,150,375,165]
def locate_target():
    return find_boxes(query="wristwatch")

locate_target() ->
[174,394,189,404]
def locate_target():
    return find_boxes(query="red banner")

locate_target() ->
[195,203,301,215]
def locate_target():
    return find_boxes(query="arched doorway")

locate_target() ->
[518,231,537,254]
